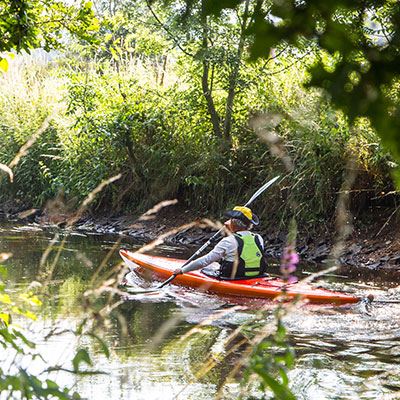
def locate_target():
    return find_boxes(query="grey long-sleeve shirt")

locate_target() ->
[181,231,264,273]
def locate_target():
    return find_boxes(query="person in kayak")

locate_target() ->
[173,206,266,279]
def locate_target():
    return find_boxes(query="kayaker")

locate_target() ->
[173,206,266,279]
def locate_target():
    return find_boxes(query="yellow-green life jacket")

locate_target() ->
[220,233,265,278]
[235,232,264,277]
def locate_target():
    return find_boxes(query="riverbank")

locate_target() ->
[2,202,400,274]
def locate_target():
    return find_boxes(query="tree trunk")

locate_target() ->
[201,10,222,138]
[160,54,167,86]
[223,0,251,142]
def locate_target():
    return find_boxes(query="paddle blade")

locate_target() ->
[124,286,162,295]
[244,175,280,206]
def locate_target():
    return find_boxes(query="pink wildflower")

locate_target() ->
[281,245,299,282]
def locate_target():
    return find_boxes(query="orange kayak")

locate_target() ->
[120,249,360,305]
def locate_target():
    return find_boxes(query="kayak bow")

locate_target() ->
[120,249,360,305]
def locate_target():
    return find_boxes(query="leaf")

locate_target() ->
[18,369,46,397]
[86,332,110,358]
[76,318,88,335]
[0,328,23,353]
[203,0,242,16]
[13,329,36,349]
[19,293,42,307]
[72,348,93,372]
[0,313,10,326]
[45,379,59,390]
[0,294,12,305]
[13,308,37,321]
[278,367,289,386]
[0,265,7,280]
[254,367,296,400]
[0,375,21,391]
[0,58,8,72]
[284,348,296,368]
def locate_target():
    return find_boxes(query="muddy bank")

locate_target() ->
[1,204,400,275]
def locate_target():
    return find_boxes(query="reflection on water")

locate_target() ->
[1,222,400,399]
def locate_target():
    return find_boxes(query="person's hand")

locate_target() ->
[173,268,183,275]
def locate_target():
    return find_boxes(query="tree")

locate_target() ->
[174,0,400,178]
[0,0,98,71]
[143,0,262,145]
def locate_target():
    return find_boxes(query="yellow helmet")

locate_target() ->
[225,206,259,225]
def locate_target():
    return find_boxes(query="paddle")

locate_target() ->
[126,175,280,294]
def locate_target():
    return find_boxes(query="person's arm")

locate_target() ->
[255,233,264,250]
[174,237,233,274]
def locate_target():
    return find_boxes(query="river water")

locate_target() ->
[1,222,400,400]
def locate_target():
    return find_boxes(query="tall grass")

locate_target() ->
[0,53,394,231]
[0,54,68,206]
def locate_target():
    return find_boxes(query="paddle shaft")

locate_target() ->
[157,175,280,289]
[366,298,400,304]
[157,228,223,288]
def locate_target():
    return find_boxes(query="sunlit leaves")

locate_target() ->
[13,308,38,321]
[0,273,85,399]
[0,0,98,55]
[0,293,12,305]
[0,58,8,72]
[0,254,106,399]
[199,0,400,182]
[0,313,10,326]
[19,293,42,307]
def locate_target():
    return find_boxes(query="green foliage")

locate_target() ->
[72,348,93,372]
[0,59,65,205]
[0,263,81,399]
[0,45,393,225]
[243,317,296,400]
[0,256,111,399]
[0,369,80,400]
[199,0,400,185]
[0,0,395,227]
[0,0,99,71]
